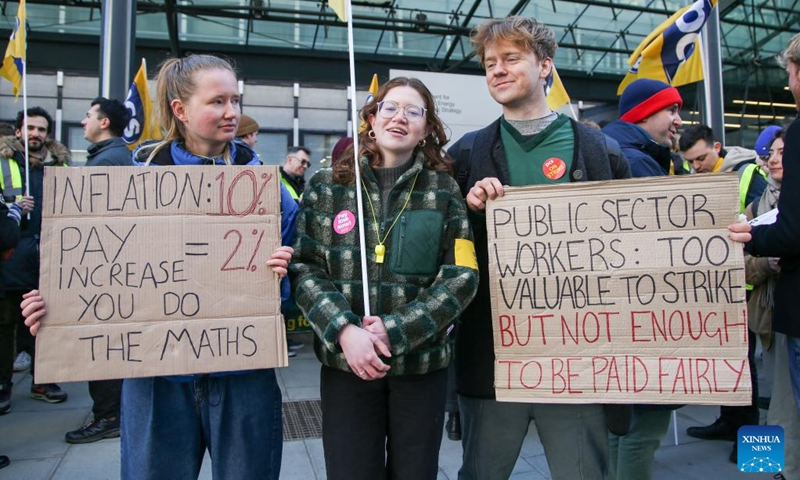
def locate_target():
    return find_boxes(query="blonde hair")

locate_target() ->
[778,32,800,69]
[141,54,238,165]
[471,16,557,66]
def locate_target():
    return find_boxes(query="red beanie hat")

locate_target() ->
[619,79,683,124]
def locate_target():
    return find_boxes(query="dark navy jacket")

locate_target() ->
[602,120,672,178]
[86,137,133,167]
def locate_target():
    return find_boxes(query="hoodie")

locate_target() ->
[709,146,758,173]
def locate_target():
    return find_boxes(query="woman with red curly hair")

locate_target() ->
[290,77,478,480]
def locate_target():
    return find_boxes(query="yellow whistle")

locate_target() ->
[375,244,385,264]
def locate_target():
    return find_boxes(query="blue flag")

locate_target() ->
[618,0,716,94]
[123,59,160,150]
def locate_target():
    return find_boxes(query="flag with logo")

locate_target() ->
[329,0,346,21]
[618,0,717,95]
[359,74,379,133]
[122,59,160,150]
[366,73,379,104]
[0,0,27,99]
[546,66,570,111]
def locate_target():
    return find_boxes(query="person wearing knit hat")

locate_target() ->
[602,78,683,177]
[236,114,259,147]
[602,78,684,480]
[618,78,683,125]
[330,136,353,167]
[755,125,782,162]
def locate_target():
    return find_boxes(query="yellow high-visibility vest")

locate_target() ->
[739,163,768,291]
[739,163,767,214]
[0,157,23,203]
[281,176,302,201]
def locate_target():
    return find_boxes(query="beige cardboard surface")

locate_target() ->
[487,174,750,404]
[36,165,287,383]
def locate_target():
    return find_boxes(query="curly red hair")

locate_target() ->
[333,77,453,184]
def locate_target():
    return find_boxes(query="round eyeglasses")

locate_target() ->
[377,101,427,122]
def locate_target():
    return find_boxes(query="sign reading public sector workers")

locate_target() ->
[35,166,288,383]
[487,175,750,405]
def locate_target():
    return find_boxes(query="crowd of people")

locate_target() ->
[0,14,798,480]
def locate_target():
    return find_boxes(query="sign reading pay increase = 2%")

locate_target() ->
[187,169,275,273]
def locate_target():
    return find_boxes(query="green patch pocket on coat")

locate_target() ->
[390,210,444,276]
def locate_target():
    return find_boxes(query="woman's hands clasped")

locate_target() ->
[337,316,393,381]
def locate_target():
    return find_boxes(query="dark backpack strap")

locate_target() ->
[604,134,621,165]
[233,140,257,165]
[150,145,175,165]
[455,130,477,197]
[601,131,631,179]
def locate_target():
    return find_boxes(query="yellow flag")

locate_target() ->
[122,59,161,150]
[618,0,716,95]
[359,74,379,133]
[367,74,379,101]
[546,66,570,111]
[329,0,347,22]
[0,0,26,99]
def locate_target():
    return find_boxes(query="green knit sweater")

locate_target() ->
[289,152,479,376]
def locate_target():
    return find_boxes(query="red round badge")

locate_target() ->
[542,157,567,180]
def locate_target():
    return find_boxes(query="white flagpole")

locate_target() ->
[22,21,30,219]
[344,0,371,317]
[700,31,712,126]
[566,102,578,120]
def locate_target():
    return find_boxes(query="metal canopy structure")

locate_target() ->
[2,0,797,132]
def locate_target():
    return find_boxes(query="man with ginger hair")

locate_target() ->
[448,16,630,480]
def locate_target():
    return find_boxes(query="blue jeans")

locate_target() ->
[787,335,800,416]
[458,396,607,480]
[608,409,672,480]
[121,370,282,480]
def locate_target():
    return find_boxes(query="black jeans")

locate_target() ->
[0,292,27,386]
[89,379,122,420]
[720,329,760,427]
[320,365,447,480]
[446,360,459,414]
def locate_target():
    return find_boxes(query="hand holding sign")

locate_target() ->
[266,246,293,277]
[467,177,505,212]
[21,289,45,336]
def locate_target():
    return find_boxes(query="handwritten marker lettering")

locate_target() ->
[333,210,356,235]
[38,165,286,383]
[486,176,750,404]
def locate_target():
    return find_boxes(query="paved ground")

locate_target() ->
[0,333,784,479]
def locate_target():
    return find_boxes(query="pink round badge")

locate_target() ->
[333,210,356,235]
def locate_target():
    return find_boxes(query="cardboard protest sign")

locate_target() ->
[36,165,287,383]
[487,175,750,404]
